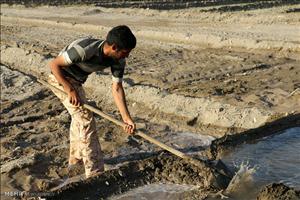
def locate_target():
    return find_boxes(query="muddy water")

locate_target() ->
[220,127,300,200]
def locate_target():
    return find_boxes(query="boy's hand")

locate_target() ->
[67,88,81,107]
[123,118,135,135]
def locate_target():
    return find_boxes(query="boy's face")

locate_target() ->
[114,49,132,60]
[110,44,132,60]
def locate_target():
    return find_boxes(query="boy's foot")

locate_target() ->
[68,162,84,178]
[50,174,86,192]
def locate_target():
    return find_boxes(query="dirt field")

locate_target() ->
[1,1,300,199]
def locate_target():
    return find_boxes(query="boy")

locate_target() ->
[48,25,136,178]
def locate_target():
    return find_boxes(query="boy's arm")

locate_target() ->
[48,55,81,106]
[112,82,135,134]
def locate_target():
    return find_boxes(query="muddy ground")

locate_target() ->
[1,1,300,199]
[257,183,300,200]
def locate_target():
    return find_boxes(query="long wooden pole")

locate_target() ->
[38,79,188,160]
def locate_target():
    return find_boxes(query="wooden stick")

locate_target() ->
[38,79,188,160]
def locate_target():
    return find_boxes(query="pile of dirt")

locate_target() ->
[257,183,300,200]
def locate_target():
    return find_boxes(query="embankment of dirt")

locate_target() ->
[44,153,231,200]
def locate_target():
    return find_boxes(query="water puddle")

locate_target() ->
[103,131,215,167]
[159,131,215,153]
[110,183,199,200]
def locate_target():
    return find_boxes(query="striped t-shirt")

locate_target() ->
[59,37,125,83]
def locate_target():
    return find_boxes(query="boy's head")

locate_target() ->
[105,25,136,60]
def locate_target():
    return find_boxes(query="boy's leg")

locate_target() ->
[76,110,104,177]
[47,75,104,177]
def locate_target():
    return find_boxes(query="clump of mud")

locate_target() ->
[151,155,209,185]
[149,154,232,189]
[256,183,300,200]
[46,153,231,200]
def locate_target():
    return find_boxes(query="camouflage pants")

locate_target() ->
[48,74,104,178]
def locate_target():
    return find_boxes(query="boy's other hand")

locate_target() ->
[123,118,135,135]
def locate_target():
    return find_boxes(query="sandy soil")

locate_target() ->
[1,2,300,199]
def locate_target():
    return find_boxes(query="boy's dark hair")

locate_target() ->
[106,25,136,50]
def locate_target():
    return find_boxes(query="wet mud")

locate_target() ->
[257,183,300,200]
